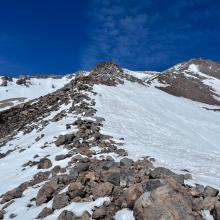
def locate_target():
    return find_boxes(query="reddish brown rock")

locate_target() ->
[67,182,85,199]
[37,207,53,219]
[91,182,114,199]
[36,181,58,205]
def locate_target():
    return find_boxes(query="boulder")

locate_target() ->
[31,171,50,185]
[193,196,217,211]
[143,179,164,192]
[55,134,75,146]
[58,210,90,220]
[67,182,85,199]
[55,135,66,146]
[0,210,4,219]
[55,154,70,161]
[37,207,53,219]
[120,158,133,166]
[36,181,58,205]
[92,206,107,219]
[16,78,26,85]
[37,158,52,169]
[150,167,184,185]
[214,201,220,220]
[52,193,69,210]
[58,210,75,220]
[133,180,194,220]
[100,168,121,186]
[0,79,7,86]
[91,182,114,199]
[121,183,143,208]
[203,186,219,197]
[0,182,29,204]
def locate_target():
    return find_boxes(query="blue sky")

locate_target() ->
[0,0,220,75]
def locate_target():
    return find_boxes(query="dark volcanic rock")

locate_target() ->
[150,167,184,185]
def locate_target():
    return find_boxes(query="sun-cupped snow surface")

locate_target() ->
[0,75,74,111]
[94,80,220,188]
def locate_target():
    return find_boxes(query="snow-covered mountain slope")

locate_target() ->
[0,75,74,111]
[148,59,220,107]
[0,61,220,220]
[94,80,220,188]
[123,68,159,80]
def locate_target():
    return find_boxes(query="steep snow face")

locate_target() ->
[94,80,220,188]
[187,64,220,100]
[0,76,74,111]
[123,68,159,80]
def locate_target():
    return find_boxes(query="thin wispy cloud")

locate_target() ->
[81,0,219,71]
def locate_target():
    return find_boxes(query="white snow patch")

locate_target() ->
[114,208,135,220]
[201,210,214,220]
[123,69,159,80]
[188,64,220,99]
[0,76,74,110]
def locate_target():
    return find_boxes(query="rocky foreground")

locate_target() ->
[0,61,220,220]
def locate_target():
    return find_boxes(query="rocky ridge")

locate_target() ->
[0,61,220,219]
[148,58,220,106]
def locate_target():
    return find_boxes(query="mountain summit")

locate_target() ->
[0,59,220,219]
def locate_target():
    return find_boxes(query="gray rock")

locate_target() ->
[37,158,52,169]
[120,157,133,166]
[150,167,184,185]
[37,207,53,219]
[143,179,164,192]
[55,135,66,146]
[55,154,70,161]
[101,168,121,186]
[91,182,114,199]
[74,163,89,172]
[36,181,58,205]
[58,210,74,220]
[0,210,5,219]
[214,201,220,220]
[92,206,107,219]
[67,182,85,199]
[52,193,69,210]
[204,186,219,197]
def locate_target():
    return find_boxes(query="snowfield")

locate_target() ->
[94,80,220,188]
[0,76,73,111]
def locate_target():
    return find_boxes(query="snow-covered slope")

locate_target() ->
[123,68,159,80]
[0,75,74,111]
[0,60,220,220]
[94,80,220,188]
